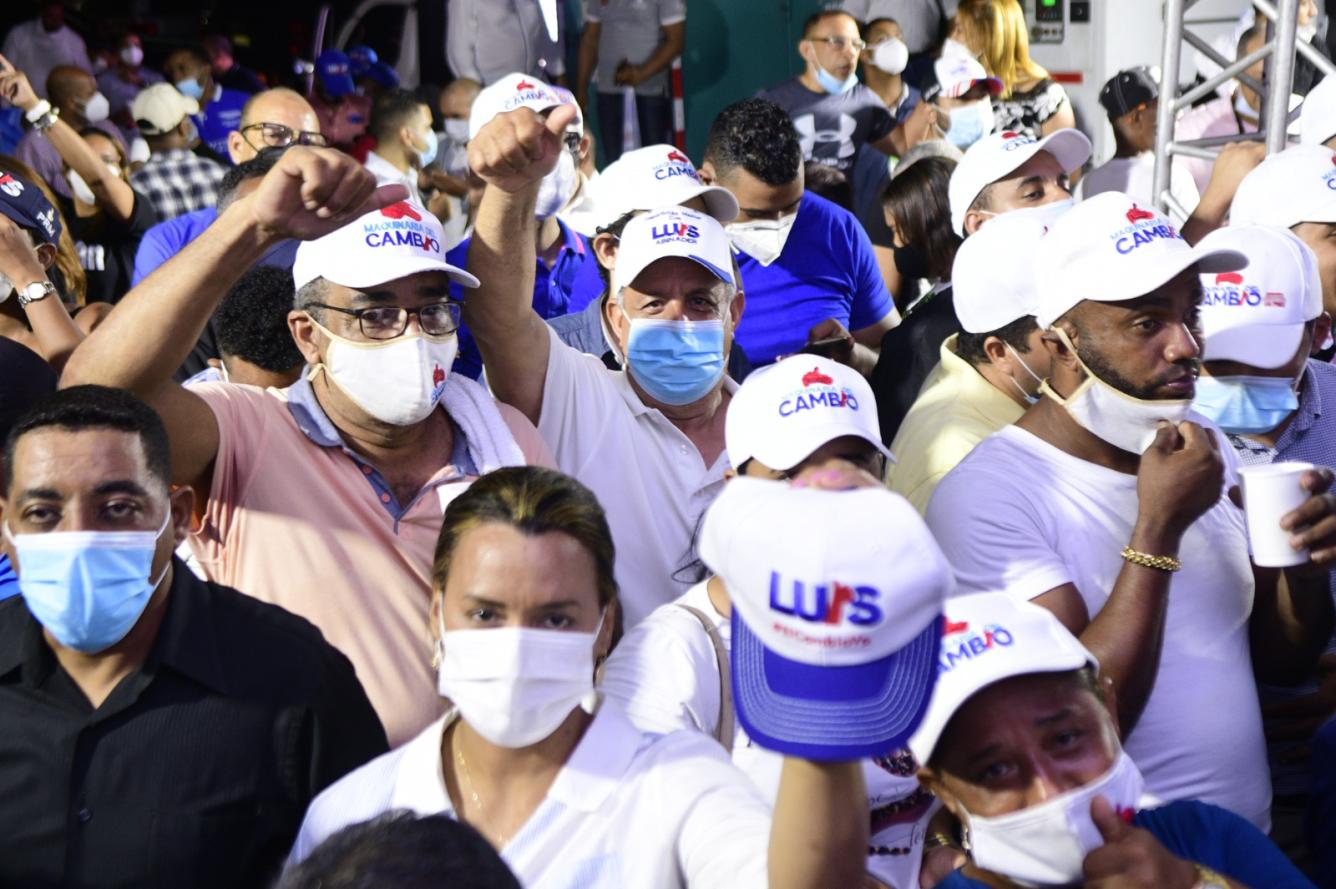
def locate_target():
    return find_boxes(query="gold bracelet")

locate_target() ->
[1121,546,1181,573]
[924,832,959,850]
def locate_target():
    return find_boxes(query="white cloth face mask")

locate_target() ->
[1040,328,1192,454]
[535,149,578,220]
[436,610,603,749]
[963,750,1146,888]
[311,319,458,427]
[726,212,798,266]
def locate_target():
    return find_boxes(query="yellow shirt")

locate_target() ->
[887,334,1026,514]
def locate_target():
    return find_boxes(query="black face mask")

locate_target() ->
[893,242,931,280]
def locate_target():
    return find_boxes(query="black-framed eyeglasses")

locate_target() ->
[241,122,329,150]
[307,301,462,340]
[563,131,582,152]
[808,35,866,52]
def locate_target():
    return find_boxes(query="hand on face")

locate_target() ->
[1081,796,1197,889]
[467,105,578,194]
[1135,421,1225,538]
[240,145,407,240]
[0,214,47,288]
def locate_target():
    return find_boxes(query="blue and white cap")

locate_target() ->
[613,207,734,293]
[907,593,1097,764]
[468,72,566,140]
[0,169,60,245]
[699,479,949,761]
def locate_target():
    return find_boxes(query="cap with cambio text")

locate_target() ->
[131,82,200,136]
[468,72,565,140]
[1231,144,1336,230]
[952,205,1060,333]
[907,592,1097,764]
[700,478,949,760]
[1301,73,1336,147]
[1034,191,1246,329]
[548,85,585,136]
[613,207,734,293]
[0,170,61,245]
[293,201,480,291]
[725,354,893,472]
[948,128,1091,236]
[1196,225,1323,369]
[1099,67,1159,120]
[315,50,356,99]
[591,145,739,226]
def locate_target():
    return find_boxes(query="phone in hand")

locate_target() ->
[801,336,848,359]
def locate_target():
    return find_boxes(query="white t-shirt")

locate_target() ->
[363,150,425,207]
[1076,152,1200,224]
[924,422,1271,830]
[539,326,733,626]
[289,702,771,889]
[600,581,935,889]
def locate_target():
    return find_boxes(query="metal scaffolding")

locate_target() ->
[1151,0,1336,218]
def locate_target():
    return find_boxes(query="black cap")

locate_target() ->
[1099,67,1159,120]
[0,170,61,245]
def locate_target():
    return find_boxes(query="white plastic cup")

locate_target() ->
[1238,462,1315,568]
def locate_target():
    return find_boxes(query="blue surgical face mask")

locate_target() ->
[3,511,172,653]
[174,77,205,101]
[414,127,438,167]
[1193,374,1300,434]
[942,98,995,149]
[814,62,859,96]
[625,317,727,406]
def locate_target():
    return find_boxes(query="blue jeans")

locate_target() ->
[596,91,672,165]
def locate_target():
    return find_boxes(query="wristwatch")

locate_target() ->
[17,280,56,307]
[1191,863,1230,889]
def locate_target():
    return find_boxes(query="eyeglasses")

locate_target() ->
[240,122,329,150]
[307,301,462,340]
[563,131,582,152]
[808,35,866,52]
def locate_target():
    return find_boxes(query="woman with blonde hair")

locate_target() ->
[954,0,1077,138]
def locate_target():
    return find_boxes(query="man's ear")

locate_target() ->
[697,160,717,186]
[592,231,619,270]
[727,287,746,329]
[226,129,248,165]
[963,209,987,236]
[1311,313,1333,356]
[288,308,324,367]
[168,484,195,545]
[1040,321,1078,367]
[982,335,1011,369]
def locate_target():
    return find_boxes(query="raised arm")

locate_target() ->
[464,105,577,424]
[0,57,135,222]
[0,215,84,371]
[61,148,403,492]
[770,759,867,889]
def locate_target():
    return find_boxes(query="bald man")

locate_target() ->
[14,64,125,200]
[226,87,323,164]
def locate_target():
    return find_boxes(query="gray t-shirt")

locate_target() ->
[759,78,894,173]
[447,0,565,84]
[586,0,686,97]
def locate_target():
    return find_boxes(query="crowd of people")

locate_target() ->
[3,0,1336,886]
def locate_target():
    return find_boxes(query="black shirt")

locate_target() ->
[63,190,159,305]
[0,560,389,889]
[870,284,961,443]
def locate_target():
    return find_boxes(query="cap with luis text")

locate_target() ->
[293,201,480,291]
[700,478,950,760]
[613,207,734,294]
[1196,225,1323,369]
[907,592,1097,763]
[725,354,893,472]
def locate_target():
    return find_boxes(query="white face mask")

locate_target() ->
[1006,342,1043,405]
[536,149,578,220]
[1299,19,1319,43]
[964,750,1146,888]
[442,118,469,142]
[83,91,110,124]
[120,44,144,67]
[68,168,97,206]
[311,320,458,426]
[1040,328,1192,454]
[726,212,798,266]
[871,37,909,75]
[436,610,603,749]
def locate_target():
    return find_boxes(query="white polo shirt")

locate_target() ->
[601,581,936,889]
[538,326,736,626]
[364,150,424,207]
[288,702,771,889]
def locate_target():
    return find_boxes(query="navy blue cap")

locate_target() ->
[366,61,400,90]
[316,49,356,98]
[0,171,61,245]
[1100,67,1159,120]
[347,44,378,76]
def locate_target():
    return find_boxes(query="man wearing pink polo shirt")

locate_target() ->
[62,147,553,745]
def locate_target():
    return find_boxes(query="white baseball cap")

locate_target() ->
[1034,191,1246,329]
[1301,73,1336,147]
[131,82,200,135]
[1197,225,1323,369]
[700,478,951,760]
[467,72,566,140]
[548,84,585,136]
[907,592,1097,764]
[591,145,739,227]
[725,354,893,471]
[952,204,1063,333]
[293,201,480,291]
[948,129,1091,236]
[931,54,1002,100]
[1231,143,1336,230]
[613,207,734,293]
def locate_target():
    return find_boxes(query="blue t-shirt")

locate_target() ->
[733,191,893,366]
[194,87,250,161]
[0,554,15,602]
[937,800,1315,889]
[446,218,604,379]
[133,207,218,286]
